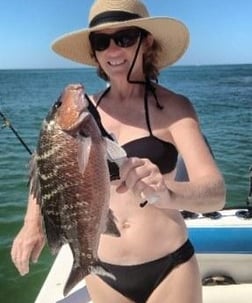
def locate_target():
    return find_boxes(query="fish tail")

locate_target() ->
[63,263,116,296]
[63,266,86,296]
[90,264,116,280]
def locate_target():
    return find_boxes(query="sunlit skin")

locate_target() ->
[11,26,225,303]
[83,27,225,303]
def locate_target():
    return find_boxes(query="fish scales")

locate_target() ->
[29,84,120,296]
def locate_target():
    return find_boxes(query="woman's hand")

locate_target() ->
[116,157,171,207]
[11,219,45,276]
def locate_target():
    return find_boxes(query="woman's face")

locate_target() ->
[90,27,152,80]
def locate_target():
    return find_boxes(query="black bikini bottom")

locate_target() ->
[96,239,194,303]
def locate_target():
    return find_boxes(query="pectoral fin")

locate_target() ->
[77,135,92,175]
[105,137,127,167]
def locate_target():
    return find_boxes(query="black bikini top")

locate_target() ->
[88,83,178,181]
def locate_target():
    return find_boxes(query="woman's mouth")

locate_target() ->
[108,59,126,66]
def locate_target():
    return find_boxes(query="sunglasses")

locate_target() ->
[89,28,146,52]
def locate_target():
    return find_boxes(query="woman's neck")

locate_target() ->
[108,79,146,102]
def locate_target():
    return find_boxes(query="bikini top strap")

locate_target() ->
[95,86,111,108]
[144,84,153,136]
[84,93,114,141]
[144,80,163,136]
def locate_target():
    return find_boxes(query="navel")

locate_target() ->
[122,220,131,229]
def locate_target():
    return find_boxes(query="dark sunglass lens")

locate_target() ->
[89,28,143,51]
[115,29,140,47]
[89,33,110,51]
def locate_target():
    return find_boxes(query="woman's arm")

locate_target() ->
[165,95,226,212]
[11,193,45,275]
[117,94,226,213]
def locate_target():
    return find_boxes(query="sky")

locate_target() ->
[0,0,252,69]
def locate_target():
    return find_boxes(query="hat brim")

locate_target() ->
[51,17,189,69]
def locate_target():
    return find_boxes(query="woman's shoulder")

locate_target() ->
[156,84,196,116]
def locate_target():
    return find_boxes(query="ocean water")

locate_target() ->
[0,65,251,302]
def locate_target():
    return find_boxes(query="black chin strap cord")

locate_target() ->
[126,32,163,110]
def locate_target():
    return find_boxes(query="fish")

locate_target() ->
[29,84,122,296]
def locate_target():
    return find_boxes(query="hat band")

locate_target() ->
[89,11,141,28]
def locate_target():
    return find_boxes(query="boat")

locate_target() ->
[35,163,252,303]
[34,206,252,303]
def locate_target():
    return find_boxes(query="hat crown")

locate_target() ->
[52,0,189,69]
[89,0,149,23]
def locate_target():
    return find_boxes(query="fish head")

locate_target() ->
[46,84,90,132]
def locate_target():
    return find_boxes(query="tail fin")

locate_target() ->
[63,266,86,296]
[90,264,116,280]
[63,263,116,296]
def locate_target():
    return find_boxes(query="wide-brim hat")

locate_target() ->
[51,0,189,69]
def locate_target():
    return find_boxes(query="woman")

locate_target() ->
[11,1,226,302]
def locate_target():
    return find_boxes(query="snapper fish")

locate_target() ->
[29,84,124,296]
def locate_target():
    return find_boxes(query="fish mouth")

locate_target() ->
[60,85,90,132]
[72,87,90,129]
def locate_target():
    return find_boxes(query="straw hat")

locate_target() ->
[52,0,189,69]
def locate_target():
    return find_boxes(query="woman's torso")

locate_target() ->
[93,84,188,265]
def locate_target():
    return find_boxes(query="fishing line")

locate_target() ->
[0,110,32,155]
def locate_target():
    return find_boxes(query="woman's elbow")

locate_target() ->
[212,176,226,211]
